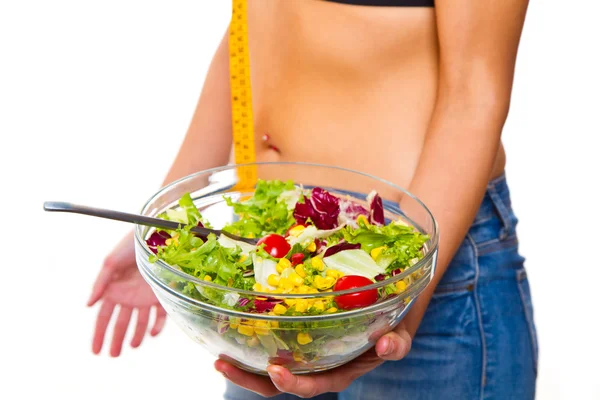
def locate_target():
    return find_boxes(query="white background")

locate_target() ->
[1,1,599,399]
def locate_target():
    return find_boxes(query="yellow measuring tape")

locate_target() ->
[230,0,257,190]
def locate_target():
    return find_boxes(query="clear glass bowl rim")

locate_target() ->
[135,161,439,300]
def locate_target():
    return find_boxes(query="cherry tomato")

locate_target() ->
[333,275,378,310]
[257,234,291,258]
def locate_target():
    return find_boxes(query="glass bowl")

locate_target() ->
[134,162,438,375]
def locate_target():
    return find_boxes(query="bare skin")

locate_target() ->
[89,0,528,396]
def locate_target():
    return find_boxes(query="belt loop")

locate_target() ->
[487,184,511,241]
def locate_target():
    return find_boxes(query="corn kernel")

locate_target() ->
[293,350,304,362]
[314,275,336,290]
[230,323,239,329]
[298,285,310,294]
[295,299,308,313]
[268,274,281,287]
[326,269,342,279]
[273,304,287,315]
[288,225,306,237]
[313,300,325,312]
[297,332,313,345]
[237,325,254,336]
[253,283,264,292]
[395,280,407,293]
[203,275,212,282]
[370,246,386,261]
[326,307,338,313]
[311,257,325,271]
[270,320,279,328]
[253,320,271,336]
[278,277,294,291]
[272,288,284,294]
[308,288,319,294]
[357,214,370,226]
[295,264,306,278]
[306,241,317,252]
[247,232,255,238]
[276,258,292,274]
[238,255,248,263]
[289,273,304,287]
[284,298,297,306]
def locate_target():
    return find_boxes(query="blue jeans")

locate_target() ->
[224,174,538,400]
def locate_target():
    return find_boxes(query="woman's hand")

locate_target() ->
[215,323,412,398]
[87,232,167,357]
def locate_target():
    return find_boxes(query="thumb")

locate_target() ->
[88,231,135,306]
[375,328,412,361]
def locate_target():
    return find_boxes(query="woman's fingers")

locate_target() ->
[92,300,115,354]
[215,360,281,398]
[150,306,166,336]
[110,306,133,357]
[374,329,412,361]
[130,307,150,348]
[87,264,115,307]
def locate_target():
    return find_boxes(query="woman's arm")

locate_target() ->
[161,28,233,186]
[402,0,530,336]
[213,1,530,397]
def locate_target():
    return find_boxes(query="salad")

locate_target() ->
[145,179,430,368]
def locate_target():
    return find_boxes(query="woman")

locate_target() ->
[87,0,536,398]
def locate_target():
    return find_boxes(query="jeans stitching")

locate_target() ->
[467,233,486,400]
[516,270,539,377]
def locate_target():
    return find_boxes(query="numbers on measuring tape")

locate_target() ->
[230,0,257,190]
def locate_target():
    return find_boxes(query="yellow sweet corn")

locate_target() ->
[293,350,304,362]
[289,273,304,287]
[395,280,407,293]
[306,241,317,252]
[314,276,336,290]
[203,275,212,282]
[311,257,325,271]
[268,274,281,287]
[253,283,264,292]
[270,320,279,328]
[284,298,297,307]
[357,214,370,226]
[295,264,306,278]
[308,288,319,294]
[276,258,292,274]
[312,300,325,312]
[237,325,254,336]
[288,225,306,237]
[326,269,342,279]
[247,232,255,238]
[370,246,386,261]
[297,332,313,345]
[298,285,310,294]
[278,277,294,291]
[238,255,248,263]
[326,307,338,313]
[230,322,239,329]
[253,320,271,336]
[273,304,287,315]
[295,299,308,313]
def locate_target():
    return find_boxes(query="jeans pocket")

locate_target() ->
[516,268,539,376]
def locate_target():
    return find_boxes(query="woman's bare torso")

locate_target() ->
[240,0,505,188]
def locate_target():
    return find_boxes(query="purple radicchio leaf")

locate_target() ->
[146,230,171,254]
[237,297,250,307]
[253,298,283,313]
[367,190,385,226]
[323,242,361,258]
[293,188,340,230]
